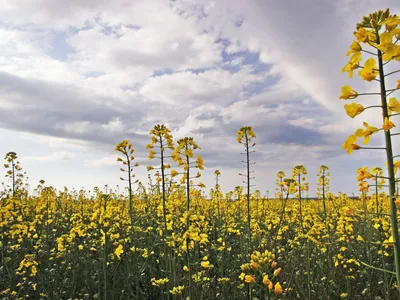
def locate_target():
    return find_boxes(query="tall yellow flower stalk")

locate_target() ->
[147,124,175,236]
[317,165,330,218]
[292,165,308,230]
[172,137,204,299]
[214,170,222,222]
[340,9,400,288]
[4,152,24,198]
[275,171,286,201]
[115,140,139,228]
[371,167,385,214]
[237,126,256,255]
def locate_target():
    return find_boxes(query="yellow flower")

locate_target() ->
[183,265,189,272]
[169,285,184,295]
[263,275,270,286]
[383,117,395,132]
[151,278,169,286]
[250,261,260,270]
[344,103,364,118]
[381,15,400,31]
[386,236,394,246]
[268,281,273,290]
[239,272,245,280]
[342,53,362,78]
[358,58,379,81]
[376,32,400,61]
[388,98,400,113]
[274,282,283,296]
[237,126,256,144]
[357,122,379,145]
[115,244,124,259]
[30,265,37,277]
[196,156,204,170]
[346,41,361,56]
[382,44,400,62]
[201,261,210,268]
[148,150,156,159]
[354,27,369,43]
[273,267,282,277]
[394,160,400,174]
[339,85,358,100]
[356,166,373,181]
[342,134,360,154]
[244,275,255,284]
[358,180,369,192]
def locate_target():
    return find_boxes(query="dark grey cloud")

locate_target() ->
[0,71,148,145]
[257,125,323,146]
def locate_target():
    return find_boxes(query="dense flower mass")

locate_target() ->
[0,186,398,299]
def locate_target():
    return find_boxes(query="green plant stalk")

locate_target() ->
[298,174,304,233]
[216,174,221,226]
[376,30,400,291]
[272,192,290,251]
[124,152,134,229]
[375,175,379,215]
[245,134,251,255]
[11,159,15,197]
[103,223,108,300]
[103,191,110,300]
[159,136,168,236]
[124,152,140,299]
[185,153,193,300]
[243,134,251,300]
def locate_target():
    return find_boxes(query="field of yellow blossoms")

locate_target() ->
[0,185,398,299]
[1,8,400,300]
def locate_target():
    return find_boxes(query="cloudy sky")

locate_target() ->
[0,0,399,196]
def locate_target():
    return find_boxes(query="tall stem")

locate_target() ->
[103,193,108,300]
[185,152,192,299]
[11,160,15,197]
[376,30,400,290]
[322,170,327,219]
[126,154,133,228]
[298,174,304,232]
[375,175,379,215]
[246,135,251,254]
[125,153,139,299]
[160,137,168,236]
[245,134,252,300]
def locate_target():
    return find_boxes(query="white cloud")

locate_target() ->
[22,151,76,162]
[84,155,119,167]
[140,68,263,105]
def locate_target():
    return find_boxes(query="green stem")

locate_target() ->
[185,152,193,300]
[385,70,400,77]
[159,136,168,237]
[359,261,396,275]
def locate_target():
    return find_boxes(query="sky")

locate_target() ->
[0,0,399,196]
